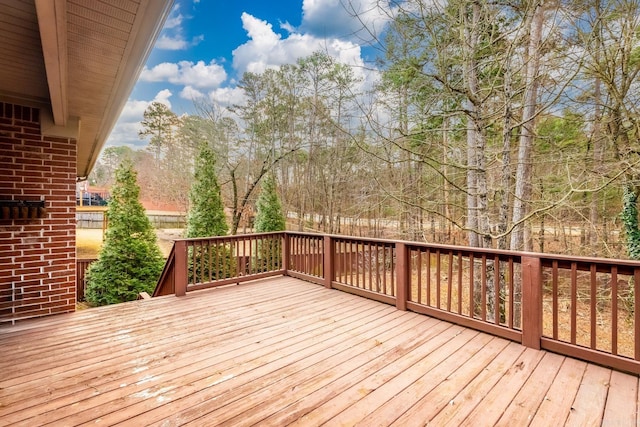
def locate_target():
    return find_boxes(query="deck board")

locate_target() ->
[386,336,514,427]
[0,276,638,426]
[602,370,638,426]
[564,363,610,427]
[457,347,545,426]
[529,358,587,427]
[420,341,527,426]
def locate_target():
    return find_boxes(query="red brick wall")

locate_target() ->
[0,102,77,324]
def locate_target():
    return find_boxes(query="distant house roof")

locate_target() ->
[0,0,173,178]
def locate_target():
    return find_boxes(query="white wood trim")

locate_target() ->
[35,0,68,127]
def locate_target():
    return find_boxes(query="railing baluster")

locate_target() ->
[426,248,431,306]
[448,251,454,313]
[612,266,618,356]
[436,249,441,309]
[481,255,487,322]
[552,260,558,340]
[635,267,640,361]
[508,257,514,329]
[382,244,388,295]
[375,243,380,293]
[571,262,577,345]
[590,264,597,349]
[368,242,372,291]
[494,255,500,325]
[349,240,354,286]
[457,251,463,315]
[469,253,474,317]
[417,249,422,304]
[390,244,396,296]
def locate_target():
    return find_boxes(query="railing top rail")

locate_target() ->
[172,231,286,243]
[170,231,640,269]
[288,231,640,267]
[535,252,640,268]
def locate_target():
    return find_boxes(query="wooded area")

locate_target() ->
[89,0,640,259]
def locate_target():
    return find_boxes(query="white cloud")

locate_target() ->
[154,89,173,108]
[155,3,203,50]
[141,60,227,89]
[155,34,204,50]
[280,21,297,33]
[232,12,366,76]
[208,87,246,108]
[180,85,205,100]
[156,34,189,50]
[301,0,391,42]
[163,5,183,30]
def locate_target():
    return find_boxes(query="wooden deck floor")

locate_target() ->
[1,276,639,426]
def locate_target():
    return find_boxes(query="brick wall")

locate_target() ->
[0,102,77,324]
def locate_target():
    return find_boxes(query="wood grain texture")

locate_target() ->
[0,276,636,426]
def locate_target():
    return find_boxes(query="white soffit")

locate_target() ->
[0,0,173,178]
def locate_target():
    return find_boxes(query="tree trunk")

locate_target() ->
[510,0,544,252]
[589,76,603,255]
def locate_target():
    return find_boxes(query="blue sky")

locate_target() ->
[107,0,391,149]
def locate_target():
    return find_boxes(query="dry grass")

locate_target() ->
[76,228,178,258]
[76,229,104,258]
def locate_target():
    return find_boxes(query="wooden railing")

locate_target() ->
[76,258,97,302]
[537,255,640,374]
[154,232,640,374]
[154,232,287,296]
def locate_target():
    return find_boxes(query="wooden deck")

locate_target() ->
[1,277,638,426]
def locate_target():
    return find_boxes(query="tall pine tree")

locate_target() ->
[85,160,164,305]
[254,173,286,271]
[254,173,286,232]
[186,143,228,238]
[186,144,235,281]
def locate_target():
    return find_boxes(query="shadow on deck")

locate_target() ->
[1,276,637,426]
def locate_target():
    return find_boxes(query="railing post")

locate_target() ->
[396,242,409,311]
[521,255,542,349]
[635,267,640,361]
[175,240,187,297]
[282,232,290,276]
[324,235,334,289]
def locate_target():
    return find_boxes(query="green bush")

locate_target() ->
[85,161,164,305]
